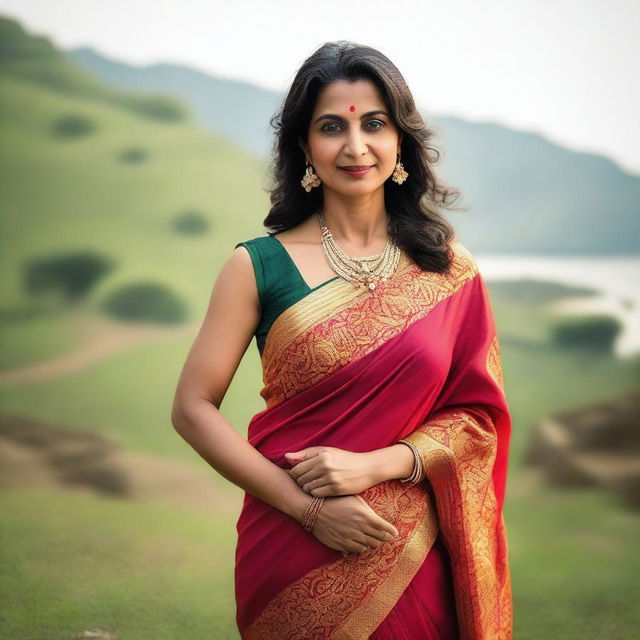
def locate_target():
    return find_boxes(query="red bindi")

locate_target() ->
[349,105,355,112]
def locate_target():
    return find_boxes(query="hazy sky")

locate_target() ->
[2,0,638,174]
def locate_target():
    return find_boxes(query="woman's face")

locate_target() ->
[300,77,403,198]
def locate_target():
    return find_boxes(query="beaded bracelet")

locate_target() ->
[397,440,425,486]
[301,495,325,531]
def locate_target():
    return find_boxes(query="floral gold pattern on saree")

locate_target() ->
[400,405,512,639]
[487,334,505,392]
[243,480,440,640]
[260,242,479,409]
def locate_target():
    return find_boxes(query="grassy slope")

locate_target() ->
[1,488,238,640]
[0,76,269,308]
[0,75,268,449]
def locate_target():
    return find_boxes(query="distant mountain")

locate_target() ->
[431,116,639,255]
[69,46,281,157]
[68,46,640,256]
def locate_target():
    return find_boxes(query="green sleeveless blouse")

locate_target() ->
[234,234,340,356]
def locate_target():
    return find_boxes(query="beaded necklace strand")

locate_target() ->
[317,212,401,290]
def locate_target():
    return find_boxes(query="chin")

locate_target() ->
[337,187,382,198]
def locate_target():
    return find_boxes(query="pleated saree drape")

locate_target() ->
[234,241,513,639]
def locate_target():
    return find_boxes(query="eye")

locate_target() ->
[320,122,342,134]
[365,119,385,130]
[319,119,386,134]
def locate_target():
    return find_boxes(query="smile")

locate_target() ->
[338,165,374,177]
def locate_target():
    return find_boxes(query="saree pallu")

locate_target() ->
[235,242,513,639]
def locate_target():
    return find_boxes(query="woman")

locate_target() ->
[172,41,512,640]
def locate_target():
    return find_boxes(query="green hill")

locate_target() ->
[0,17,188,122]
[0,14,270,459]
[0,16,270,312]
[0,73,268,309]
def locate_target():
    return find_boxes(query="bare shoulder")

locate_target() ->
[229,242,254,270]
[219,244,260,311]
[273,216,319,246]
[171,245,260,411]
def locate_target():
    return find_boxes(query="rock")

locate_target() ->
[524,386,640,509]
[73,628,118,639]
[0,414,130,495]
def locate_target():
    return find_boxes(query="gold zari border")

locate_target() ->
[400,406,512,638]
[244,480,439,640]
[259,242,479,408]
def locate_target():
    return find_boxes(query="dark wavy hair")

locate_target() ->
[263,40,463,273]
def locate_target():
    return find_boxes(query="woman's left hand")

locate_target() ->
[284,446,379,497]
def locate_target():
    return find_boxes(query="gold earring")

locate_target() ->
[301,159,321,192]
[391,153,408,185]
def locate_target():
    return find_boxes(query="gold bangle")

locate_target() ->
[301,495,325,531]
[397,440,424,486]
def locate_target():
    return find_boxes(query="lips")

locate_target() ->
[338,165,374,177]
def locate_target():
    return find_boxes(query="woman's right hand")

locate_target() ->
[309,494,400,554]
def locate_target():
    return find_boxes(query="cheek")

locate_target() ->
[311,141,340,166]
[379,145,398,168]
[376,135,399,158]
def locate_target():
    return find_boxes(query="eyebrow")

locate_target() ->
[313,110,389,124]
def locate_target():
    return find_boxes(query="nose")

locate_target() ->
[344,127,368,158]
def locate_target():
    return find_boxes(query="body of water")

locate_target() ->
[476,254,640,359]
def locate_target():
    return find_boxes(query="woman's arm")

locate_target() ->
[171,246,313,524]
[285,444,416,495]
[173,398,313,522]
[367,444,416,484]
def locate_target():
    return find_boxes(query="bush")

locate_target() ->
[172,209,210,235]
[100,282,187,324]
[550,314,622,353]
[118,147,148,164]
[23,251,115,302]
[51,114,97,138]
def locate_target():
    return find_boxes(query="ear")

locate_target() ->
[397,132,404,155]
[298,136,311,163]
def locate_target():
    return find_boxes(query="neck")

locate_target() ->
[319,187,389,250]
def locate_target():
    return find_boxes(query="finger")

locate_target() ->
[345,541,369,554]
[358,532,388,549]
[289,458,320,480]
[373,517,399,539]
[357,496,399,538]
[361,525,397,544]
[293,447,327,469]
[302,479,327,494]
[297,467,324,487]
[306,484,333,497]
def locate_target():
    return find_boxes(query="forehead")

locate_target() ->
[312,78,385,114]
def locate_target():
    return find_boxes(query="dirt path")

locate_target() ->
[0,311,199,386]
[0,311,245,517]
[0,414,243,517]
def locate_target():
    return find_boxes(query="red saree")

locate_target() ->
[235,241,513,639]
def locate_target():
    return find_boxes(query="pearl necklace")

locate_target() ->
[317,212,401,291]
